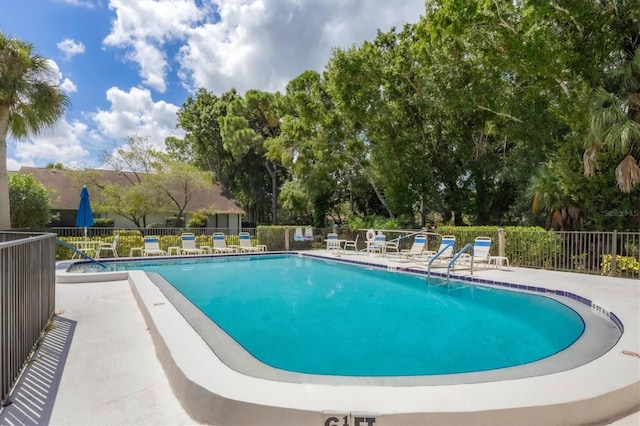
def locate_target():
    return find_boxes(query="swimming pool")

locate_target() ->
[127,255,585,377]
[59,252,637,425]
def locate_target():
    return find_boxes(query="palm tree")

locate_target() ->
[529,164,582,231]
[584,48,640,193]
[0,32,70,229]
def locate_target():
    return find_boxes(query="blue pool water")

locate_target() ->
[95,255,585,376]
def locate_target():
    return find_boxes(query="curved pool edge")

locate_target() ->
[105,256,640,425]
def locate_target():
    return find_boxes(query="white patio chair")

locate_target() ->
[180,233,204,255]
[212,232,237,253]
[326,232,342,253]
[142,236,167,256]
[95,235,119,258]
[237,232,263,252]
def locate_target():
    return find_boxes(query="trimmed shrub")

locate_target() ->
[601,255,640,278]
[436,226,561,268]
[188,211,209,228]
[93,218,114,228]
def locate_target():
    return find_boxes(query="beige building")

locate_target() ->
[17,166,245,232]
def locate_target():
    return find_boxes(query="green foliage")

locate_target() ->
[0,31,71,229]
[346,215,365,232]
[166,1,640,229]
[437,226,562,268]
[164,217,185,228]
[601,255,640,278]
[257,225,286,251]
[187,210,209,228]
[9,174,54,228]
[93,218,114,228]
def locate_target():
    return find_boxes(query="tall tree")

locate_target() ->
[220,90,286,224]
[584,49,640,192]
[0,32,70,229]
[9,173,55,228]
[168,88,239,190]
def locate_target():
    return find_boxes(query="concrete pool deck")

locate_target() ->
[46,252,640,424]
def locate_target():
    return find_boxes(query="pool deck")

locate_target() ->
[41,252,640,424]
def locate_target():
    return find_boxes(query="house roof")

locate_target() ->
[17,166,245,215]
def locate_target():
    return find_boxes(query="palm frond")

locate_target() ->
[604,120,640,154]
[583,147,598,177]
[615,155,640,193]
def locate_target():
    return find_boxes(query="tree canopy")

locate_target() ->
[169,0,639,230]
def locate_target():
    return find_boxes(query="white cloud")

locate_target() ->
[103,0,424,95]
[177,0,424,94]
[92,86,184,150]
[60,78,78,93]
[103,0,203,92]
[10,0,424,171]
[7,118,91,170]
[6,157,27,171]
[43,59,78,94]
[57,38,86,60]
[57,0,97,8]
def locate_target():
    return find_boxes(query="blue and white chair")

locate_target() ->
[304,227,314,241]
[424,235,456,265]
[400,234,427,260]
[470,236,492,268]
[326,232,342,253]
[142,236,167,256]
[212,232,237,253]
[293,227,305,242]
[180,233,204,255]
[237,232,263,252]
[366,232,387,256]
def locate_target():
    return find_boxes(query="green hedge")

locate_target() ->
[601,255,640,278]
[436,226,562,268]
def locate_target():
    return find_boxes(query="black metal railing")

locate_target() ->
[0,231,57,405]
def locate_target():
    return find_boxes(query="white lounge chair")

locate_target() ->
[400,234,427,260]
[293,227,304,242]
[180,233,204,255]
[304,227,314,241]
[95,235,119,258]
[142,236,167,256]
[424,235,456,265]
[469,236,492,268]
[212,232,237,253]
[237,232,263,252]
[326,232,342,253]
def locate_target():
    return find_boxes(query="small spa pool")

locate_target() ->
[67,254,616,382]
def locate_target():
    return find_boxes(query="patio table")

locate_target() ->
[70,240,100,259]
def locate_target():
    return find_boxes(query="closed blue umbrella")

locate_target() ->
[76,186,94,238]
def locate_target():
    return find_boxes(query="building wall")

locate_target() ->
[99,212,243,232]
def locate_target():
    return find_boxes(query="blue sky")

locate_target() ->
[1,0,424,171]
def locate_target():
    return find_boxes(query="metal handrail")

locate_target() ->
[447,243,474,280]
[56,239,108,269]
[386,228,430,244]
[427,242,456,278]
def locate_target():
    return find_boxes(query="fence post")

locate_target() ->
[498,228,505,257]
[284,226,290,251]
[611,230,617,277]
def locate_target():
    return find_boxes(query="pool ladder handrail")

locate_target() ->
[426,241,456,279]
[56,238,108,269]
[446,243,474,281]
